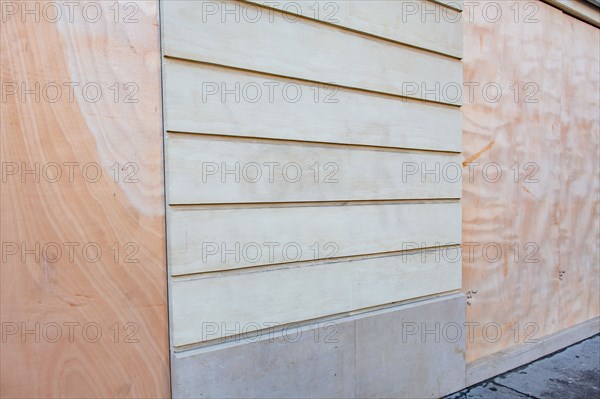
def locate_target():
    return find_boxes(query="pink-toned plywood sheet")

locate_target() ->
[557,15,600,330]
[0,1,170,397]
[463,1,599,362]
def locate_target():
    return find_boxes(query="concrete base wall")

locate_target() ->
[171,293,466,398]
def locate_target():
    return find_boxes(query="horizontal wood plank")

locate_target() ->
[168,202,461,275]
[171,249,462,346]
[434,0,463,11]
[164,60,462,152]
[246,0,463,58]
[167,134,462,204]
[542,0,599,27]
[162,0,463,104]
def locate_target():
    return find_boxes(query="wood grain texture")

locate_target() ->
[557,15,600,331]
[162,0,463,105]
[168,202,461,275]
[167,134,462,204]
[246,0,463,58]
[467,317,600,386]
[171,250,462,346]
[462,1,599,362]
[164,59,462,152]
[162,0,464,366]
[0,1,169,397]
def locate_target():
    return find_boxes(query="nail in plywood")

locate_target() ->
[557,14,600,331]
[462,1,599,363]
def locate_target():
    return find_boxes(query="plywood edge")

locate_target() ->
[465,317,600,387]
[542,0,600,27]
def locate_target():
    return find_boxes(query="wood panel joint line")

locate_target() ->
[162,55,463,109]
[428,0,463,13]
[167,198,462,209]
[158,1,174,394]
[237,0,463,61]
[170,243,463,281]
[165,130,462,155]
[171,289,462,352]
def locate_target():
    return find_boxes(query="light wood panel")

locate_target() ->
[164,60,462,152]
[167,134,462,204]
[162,0,463,105]
[462,1,599,363]
[168,202,461,275]
[542,0,600,27]
[246,0,463,58]
[557,14,600,330]
[0,1,169,397]
[434,0,463,11]
[171,250,462,346]
[162,0,464,369]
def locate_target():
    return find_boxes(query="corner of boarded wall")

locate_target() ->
[462,0,599,368]
[160,0,466,397]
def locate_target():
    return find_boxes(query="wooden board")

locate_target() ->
[462,1,599,363]
[246,0,463,58]
[434,0,463,11]
[168,202,461,275]
[542,0,600,27]
[162,0,464,368]
[557,14,600,331]
[167,134,462,204]
[0,1,169,397]
[162,0,463,105]
[171,250,462,346]
[164,59,462,152]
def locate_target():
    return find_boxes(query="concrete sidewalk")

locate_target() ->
[446,335,600,399]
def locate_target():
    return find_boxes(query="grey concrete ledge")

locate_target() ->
[172,293,466,398]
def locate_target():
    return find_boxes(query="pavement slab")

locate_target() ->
[447,334,600,399]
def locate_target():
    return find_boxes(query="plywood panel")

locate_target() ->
[164,59,461,152]
[169,202,461,275]
[162,0,463,104]
[164,60,462,152]
[0,1,169,397]
[167,134,462,204]
[542,0,600,27]
[246,0,463,58]
[171,250,461,346]
[434,0,463,11]
[462,1,599,363]
[557,15,600,330]
[161,0,466,380]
